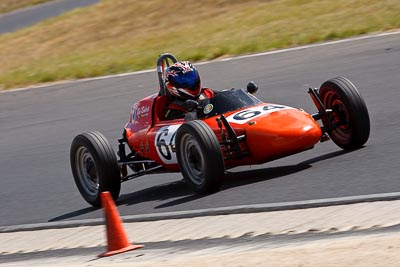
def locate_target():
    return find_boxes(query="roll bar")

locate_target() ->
[157,53,178,96]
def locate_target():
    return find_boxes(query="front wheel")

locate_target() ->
[176,120,225,194]
[70,131,121,207]
[319,77,370,149]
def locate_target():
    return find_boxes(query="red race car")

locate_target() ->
[70,53,370,207]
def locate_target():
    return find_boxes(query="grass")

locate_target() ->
[0,0,399,89]
[0,0,51,14]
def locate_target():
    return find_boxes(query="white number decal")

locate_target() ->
[155,125,181,164]
[227,105,292,124]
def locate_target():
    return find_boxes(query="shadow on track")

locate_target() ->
[141,149,356,209]
[48,207,97,222]
[153,163,311,209]
[118,180,195,207]
[297,149,355,166]
[48,149,353,221]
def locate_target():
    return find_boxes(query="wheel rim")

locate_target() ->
[75,146,99,198]
[324,90,352,143]
[179,133,205,186]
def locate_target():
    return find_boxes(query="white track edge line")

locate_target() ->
[2,30,400,94]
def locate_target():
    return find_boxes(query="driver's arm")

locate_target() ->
[164,101,186,119]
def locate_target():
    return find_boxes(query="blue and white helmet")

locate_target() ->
[165,61,201,99]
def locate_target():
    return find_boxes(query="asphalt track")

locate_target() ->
[1,32,400,228]
[0,0,99,35]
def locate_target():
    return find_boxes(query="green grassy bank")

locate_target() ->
[0,0,399,89]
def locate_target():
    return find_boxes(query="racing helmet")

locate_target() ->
[165,61,201,99]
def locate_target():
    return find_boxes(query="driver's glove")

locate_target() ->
[183,99,199,111]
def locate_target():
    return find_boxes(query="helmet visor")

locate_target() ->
[169,70,200,92]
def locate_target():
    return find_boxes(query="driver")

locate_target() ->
[164,61,214,119]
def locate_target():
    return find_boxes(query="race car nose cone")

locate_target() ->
[245,108,322,163]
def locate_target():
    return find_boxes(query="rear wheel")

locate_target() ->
[70,131,121,207]
[176,120,225,194]
[319,77,370,149]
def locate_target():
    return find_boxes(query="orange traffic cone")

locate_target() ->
[98,191,144,257]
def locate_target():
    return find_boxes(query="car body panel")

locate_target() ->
[124,91,322,171]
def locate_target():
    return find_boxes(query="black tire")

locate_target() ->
[70,131,121,207]
[319,77,370,149]
[176,120,225,194]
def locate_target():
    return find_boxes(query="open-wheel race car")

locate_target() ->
[70,53,370,207]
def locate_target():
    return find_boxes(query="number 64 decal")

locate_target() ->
[155,124,181,164]
[227,105,291,124]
